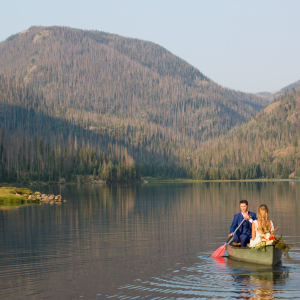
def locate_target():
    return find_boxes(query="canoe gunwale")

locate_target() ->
[228,243,276,250]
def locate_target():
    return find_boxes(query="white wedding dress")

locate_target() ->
[249,220,274,248]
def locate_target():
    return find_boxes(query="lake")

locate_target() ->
[0,182,299,299]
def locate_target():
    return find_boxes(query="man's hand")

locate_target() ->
[243,214,250,220]
[228,233,234,237]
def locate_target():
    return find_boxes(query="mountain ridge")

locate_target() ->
[256,79,300,101]
[0,26,267,141]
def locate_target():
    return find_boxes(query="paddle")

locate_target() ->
[211,219,246,258]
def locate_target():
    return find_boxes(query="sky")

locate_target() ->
[1,0,299,93]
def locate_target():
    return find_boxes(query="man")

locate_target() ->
[229,199,257,248]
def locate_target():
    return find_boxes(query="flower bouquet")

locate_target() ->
[253,232,292,259]
[261,232,275,245]
[252,232,275,249]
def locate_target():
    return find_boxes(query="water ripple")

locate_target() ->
[106,255,299,299]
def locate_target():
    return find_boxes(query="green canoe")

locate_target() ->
[227,243,282,265]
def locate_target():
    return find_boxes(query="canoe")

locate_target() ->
[227,243,282,265]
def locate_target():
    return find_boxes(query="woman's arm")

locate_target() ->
[251,222,255,241]
[269,221,274,235]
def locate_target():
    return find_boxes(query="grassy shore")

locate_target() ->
[0,187,38,203]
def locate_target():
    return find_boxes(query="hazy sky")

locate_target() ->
[1,0,299,93]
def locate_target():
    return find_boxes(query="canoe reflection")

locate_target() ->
[227,258,288,299]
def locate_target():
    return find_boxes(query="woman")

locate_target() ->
[250,204,274,248]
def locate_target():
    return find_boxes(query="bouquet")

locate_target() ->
[253,231,292,259]
[261,232,275,245]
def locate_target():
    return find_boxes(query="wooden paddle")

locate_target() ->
[211,219,246,258]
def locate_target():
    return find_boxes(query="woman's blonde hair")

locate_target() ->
[257,204,270,232]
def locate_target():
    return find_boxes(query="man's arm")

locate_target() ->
[229,214,238,235]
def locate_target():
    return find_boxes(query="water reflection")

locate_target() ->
[0,182,299,299]
[227,258,288,299]
[113,256,289,299]
[0,202,38,210]
[115,256,290,299]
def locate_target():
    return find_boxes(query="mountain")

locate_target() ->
[190,87,300,180]
[0,26,267,141]
[257,79,300,101]
[0,26,268,182]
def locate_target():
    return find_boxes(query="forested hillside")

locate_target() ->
[0,77,146,183]
[0,26,270,182]
[190,88,300,180]
[0,26,266,144]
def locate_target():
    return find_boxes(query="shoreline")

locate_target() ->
[1,178,299,187]
[142,178,300,183]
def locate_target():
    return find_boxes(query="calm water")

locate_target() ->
[0,182,300,299]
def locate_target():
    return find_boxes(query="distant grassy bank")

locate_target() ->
[1,177,299,188]
[142,176,300,183]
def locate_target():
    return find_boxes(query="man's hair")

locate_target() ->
[240,199,248,205]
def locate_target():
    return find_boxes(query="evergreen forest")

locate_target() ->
[0,26,298,183]
[191,89,300,180]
